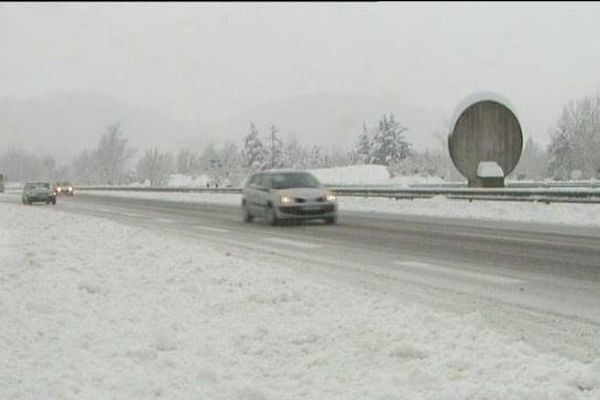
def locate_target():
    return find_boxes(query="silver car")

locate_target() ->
[22,182,57,205]
[242,169,338,225]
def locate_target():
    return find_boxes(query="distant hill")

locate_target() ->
[0,91,448,164]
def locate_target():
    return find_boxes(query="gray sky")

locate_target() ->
[2,2,600,147]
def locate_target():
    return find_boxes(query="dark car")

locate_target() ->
[241,169,338,225]
[22,182,56,205]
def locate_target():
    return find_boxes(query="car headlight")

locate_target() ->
[280,195,294,205]
[326,193,337,202]
[56,187,62,192]
[68,186,73,191]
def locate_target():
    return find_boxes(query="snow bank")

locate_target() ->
[2,200,599,399]
[168,173,211,187]
[311,165,447,187]
[308,165,444,187]
[309,165,391,186]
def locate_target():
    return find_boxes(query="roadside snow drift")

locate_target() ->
[309,165,391,186]
[1,200,599,399]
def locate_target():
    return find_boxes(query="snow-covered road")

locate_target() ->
[1,194,600,399]
[80,189,600,228]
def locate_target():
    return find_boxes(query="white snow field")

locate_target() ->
[2,201,600,399]
[310,165,446,187]
[82,190,600,228]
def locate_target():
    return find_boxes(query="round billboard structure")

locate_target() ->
[448,93,523,187]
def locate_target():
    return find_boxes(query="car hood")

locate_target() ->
[274,187,327,200]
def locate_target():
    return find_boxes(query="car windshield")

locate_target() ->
[270,172,321,189]
[26,182,49,189]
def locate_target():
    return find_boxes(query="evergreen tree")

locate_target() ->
[369,113,411,166]
[351,123,372,164]
[546,129,573,180]
[241,122,266,170]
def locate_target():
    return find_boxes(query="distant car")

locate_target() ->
[22,182,56,205]
[54,181,74,196]
[242,169,338,225]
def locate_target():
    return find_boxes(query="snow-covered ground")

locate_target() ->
[81,190,600,228]
[1,200,599,399]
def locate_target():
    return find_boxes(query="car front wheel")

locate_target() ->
[242,205,253,223]
[324,215,337,225]
[266,205,278,226]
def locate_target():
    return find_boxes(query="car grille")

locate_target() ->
[293,197,326,203]
[279,204,335,216]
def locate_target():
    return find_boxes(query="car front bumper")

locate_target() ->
[26,195,55,202]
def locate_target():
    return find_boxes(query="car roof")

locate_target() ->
[260,169,313,174]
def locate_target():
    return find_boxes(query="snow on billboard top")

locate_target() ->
[477,161,504,178]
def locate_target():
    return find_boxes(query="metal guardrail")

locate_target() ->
[75,186,600,204]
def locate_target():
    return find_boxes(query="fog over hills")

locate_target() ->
[0,91,447,163]
[0,92,194,161]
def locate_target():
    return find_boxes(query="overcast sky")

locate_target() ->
[2,2,600,146]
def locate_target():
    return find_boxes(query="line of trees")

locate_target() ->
[2,92,600,186]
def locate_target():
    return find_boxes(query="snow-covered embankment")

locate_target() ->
[1,200,599,399]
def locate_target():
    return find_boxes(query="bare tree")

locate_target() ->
[137,148,173,187]
[548,93,600,179]
[94,123,136,185]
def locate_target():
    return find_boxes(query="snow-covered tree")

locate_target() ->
[136,148,173,187]
[547,93,600,179]
[369,113,411,166]
[546,128,574,180]
[241,122,267,171]
[283,138,308,169]
[350,123,372,164]
[94,123,135,185]
[265,124,284,169]
[71,150,97,184]
[216,141,243,185]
